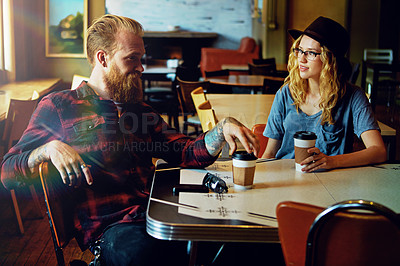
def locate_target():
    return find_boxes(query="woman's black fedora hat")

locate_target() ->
[288,16,349,58]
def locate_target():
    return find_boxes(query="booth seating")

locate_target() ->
[199,37,259,78]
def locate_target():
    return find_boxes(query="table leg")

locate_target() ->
[187,241,198,266]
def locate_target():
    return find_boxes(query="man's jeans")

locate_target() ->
[95,222,188,266]
[94,222,285,265]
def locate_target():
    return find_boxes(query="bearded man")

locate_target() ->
[1,14,260,265]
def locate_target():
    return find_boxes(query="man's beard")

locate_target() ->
[103,63,143,103]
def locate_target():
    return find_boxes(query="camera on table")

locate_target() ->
[202,173,228,194]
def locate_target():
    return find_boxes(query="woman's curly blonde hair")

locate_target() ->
[283,36,348,125]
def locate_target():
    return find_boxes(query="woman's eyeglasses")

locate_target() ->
[292,48,321,61]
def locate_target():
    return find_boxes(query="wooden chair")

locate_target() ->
[251,59,288,78]
[204,69,230,78]
[39,161,90,266]
[175,65,202,82]
[276,200,400,266]
[252,57,276,66]
[262,77,284,94]
[190,88,218,138]
[140,60,180,129]
[71,74,89,90]
[190,87,207,112]
[176,78,210,135]
[204,70,234,94]
[251,124,268,157]
[248,63,276,76]
[2,97,42,234]
[196,100,217,132]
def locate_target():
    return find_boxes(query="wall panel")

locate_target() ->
[106,0,253,49]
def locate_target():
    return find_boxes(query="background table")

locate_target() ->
[221,63,288,73]
[0,78,62,120]
[206,75,283,89]
[206,94,275,128]
[141,64,176,88]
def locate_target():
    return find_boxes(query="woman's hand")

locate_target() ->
[300,147,335,172]
[301,129,387,172]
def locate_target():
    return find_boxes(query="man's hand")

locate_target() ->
[28,140,93,187]
[204,117,259,157]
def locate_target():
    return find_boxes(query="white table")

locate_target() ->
[147,160,400,244]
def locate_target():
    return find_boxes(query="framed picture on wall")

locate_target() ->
[45,0,88,58]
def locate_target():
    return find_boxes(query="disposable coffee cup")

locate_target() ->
[294,131,317,172]
[232,151,257,190]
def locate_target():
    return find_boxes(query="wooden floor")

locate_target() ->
[0,98,399,266]
[0,185,94,265]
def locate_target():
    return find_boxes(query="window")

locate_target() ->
[0,0,15,84]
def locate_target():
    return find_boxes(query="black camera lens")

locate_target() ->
[202,173,228,194]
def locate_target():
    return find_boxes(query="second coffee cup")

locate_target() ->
[232,151,257,189]
[294,131,317,172]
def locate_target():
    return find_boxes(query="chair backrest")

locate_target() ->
[191,87,207,113]
[252,57,276,66]
[2,98,39,150]
[262,77,284,94]
[177,77,210,114]
[71,74,89,90]
[39,161,81,266]
[204,69,230,78]
[175,65,201,82]
[32,90,40,100]
[276,200,400,266]
[204,69,233,93]
[237,37,257,53]
[363,49,393,64]
[197,100,217,131]
[251,124,268,157]
[248,63,276,75]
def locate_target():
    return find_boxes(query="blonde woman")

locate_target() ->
[262,16,386,172]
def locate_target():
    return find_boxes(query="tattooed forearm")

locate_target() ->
[204,117,233,156]
[27,144,49,175]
